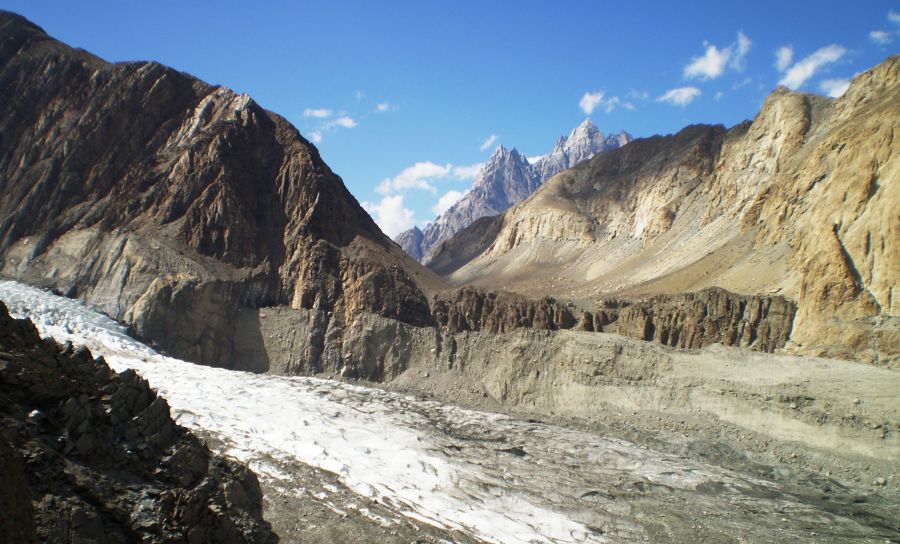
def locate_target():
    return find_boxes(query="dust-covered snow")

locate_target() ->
[1,280,888,543]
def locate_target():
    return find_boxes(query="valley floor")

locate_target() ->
[0,280,897,543]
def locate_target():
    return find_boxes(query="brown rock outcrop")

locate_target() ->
[431,287,576,333]
[594,288,796,352]
[0,301,277,543]
[428,286,793,353]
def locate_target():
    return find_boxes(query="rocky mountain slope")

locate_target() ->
[433,57,899,364]
[0,12,447,370]
[0,301,276,543]
[397,120,631,263]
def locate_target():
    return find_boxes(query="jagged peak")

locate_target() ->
[489,144,524,161]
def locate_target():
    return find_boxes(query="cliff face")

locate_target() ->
[437,58,899,364]
[426,286,794,353]
[0,302,276,543]
[0,12,444,369]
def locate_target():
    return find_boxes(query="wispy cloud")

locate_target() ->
[714,91,724,101]
[375,102,395,113]
[684,31,752,80]
[309,131,323,143]
[579,91,629,114]
[361,195,416,238]
[432,190,466,216]
[377,161,449,194]
[774,46,793,72]
[303,108,332,118]
[657,86,701,106]
[329,116,357,129]
[869,30,893,45]
[685,44,730,80]
[731,31,752,71]
[579,91,605,114]
[778,44,846,89]
[890,10,900,24]
[452,163,484,179]
[479,134,498,151]
[820,78,851,98]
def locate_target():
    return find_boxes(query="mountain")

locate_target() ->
[533,119,632,182]
[0,11,446,371]
[396,120,632,263]
[429,57,900,364]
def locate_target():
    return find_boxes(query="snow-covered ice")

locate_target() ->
[1,280,879,543]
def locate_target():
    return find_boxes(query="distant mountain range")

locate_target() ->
[396,119,632,263]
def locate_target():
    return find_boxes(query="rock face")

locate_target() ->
[0,301,276,543]
[439,58,899,364]
[592,289,797,353]
[432,287,577,333]
[427,286,794,353]
[394,226,425,262]
[397,120,631,263]
[0,12,444,370]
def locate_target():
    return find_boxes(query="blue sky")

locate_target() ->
[4,1,898,237]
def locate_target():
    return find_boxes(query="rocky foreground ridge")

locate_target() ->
[433,58,899,364]
[0,301,276,543]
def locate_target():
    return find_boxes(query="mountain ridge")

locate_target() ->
[430,58,899,363]
[0,10,446,369]
[396,119,632,263]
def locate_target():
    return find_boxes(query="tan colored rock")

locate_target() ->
[436,57,899,364]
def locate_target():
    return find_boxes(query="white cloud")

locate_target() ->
[432,190,466,216]
[309,131,323,143]
[579,91,627,114]
[332,116,357,128]
[684,43,731,80]
[731,31,752,70]
[657,86,701,106]
[375,102,396,113]
[869,30,892,45]
[361,195,416,238]
[627,90,650,100]
[685,32,753,80]
[377,161,451,194]
[890,10,900,24]
[775,46,793,72]
[303,108,332,118]
[479,134,498,151]
[527,155,545,164]
[355,90,365,101]
[778,44,846,89]
[579,91,604,114]
[820,78,851,98]
[604,96,621,113]
[452,163,484,179]
[714,91,724,101]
